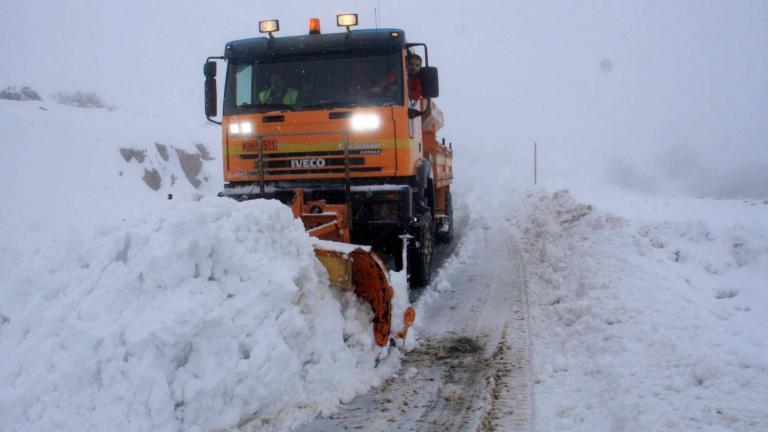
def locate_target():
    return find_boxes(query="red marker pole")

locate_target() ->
[534,142,538,186]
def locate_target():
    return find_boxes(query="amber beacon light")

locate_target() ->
[309,18,321,34]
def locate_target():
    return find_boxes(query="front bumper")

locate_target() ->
[219,182,414,227]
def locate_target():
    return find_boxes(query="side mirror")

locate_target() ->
[204,61,217,78]
[420,66,439,99]
[204,61,217,118]
[205,78,217,117]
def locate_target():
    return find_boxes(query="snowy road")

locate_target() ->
[296,206,534,431]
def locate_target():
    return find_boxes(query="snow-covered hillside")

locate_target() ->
[0,99,220,256]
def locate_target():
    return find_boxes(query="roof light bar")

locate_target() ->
[337,13,358,31]
[259,19,279,38]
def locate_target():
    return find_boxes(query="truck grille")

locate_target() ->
[240,150,382,176]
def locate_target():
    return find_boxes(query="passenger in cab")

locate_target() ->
[407,54,423,101]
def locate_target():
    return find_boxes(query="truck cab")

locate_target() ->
[205,15,453,285]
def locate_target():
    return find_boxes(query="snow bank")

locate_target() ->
[0,197,397,432]
[510,189,768,431]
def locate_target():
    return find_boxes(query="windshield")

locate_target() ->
[223,52,403,114]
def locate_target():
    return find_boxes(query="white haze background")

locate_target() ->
[1,0,766,198]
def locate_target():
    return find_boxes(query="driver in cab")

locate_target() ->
[259,73,299,105]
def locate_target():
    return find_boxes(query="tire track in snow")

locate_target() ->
[295,209,533,431]
[480,236,535,431]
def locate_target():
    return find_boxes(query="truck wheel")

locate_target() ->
[408,212,433,287]
[437,190,454,243]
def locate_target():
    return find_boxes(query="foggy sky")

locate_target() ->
[1,0,766,197]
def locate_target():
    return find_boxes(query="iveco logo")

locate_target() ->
[291,159,326,168]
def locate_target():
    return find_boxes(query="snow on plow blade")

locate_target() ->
[313,242,393,346]
[293,189,414,346]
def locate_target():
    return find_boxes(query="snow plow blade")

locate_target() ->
[313,245,393,346]
[293,189,415,346]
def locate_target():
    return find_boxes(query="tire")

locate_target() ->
[408,211,434,287]
[436,190,454,243]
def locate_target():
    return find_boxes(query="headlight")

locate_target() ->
[229,121,253,135]
[350,114,381,132]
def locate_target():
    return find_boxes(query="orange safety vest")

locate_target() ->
[258,88,299,104]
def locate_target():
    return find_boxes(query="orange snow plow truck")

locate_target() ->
[204,15,453,346]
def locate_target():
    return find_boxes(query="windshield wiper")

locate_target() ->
[237,103,295,112]
[299,101,359,110]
